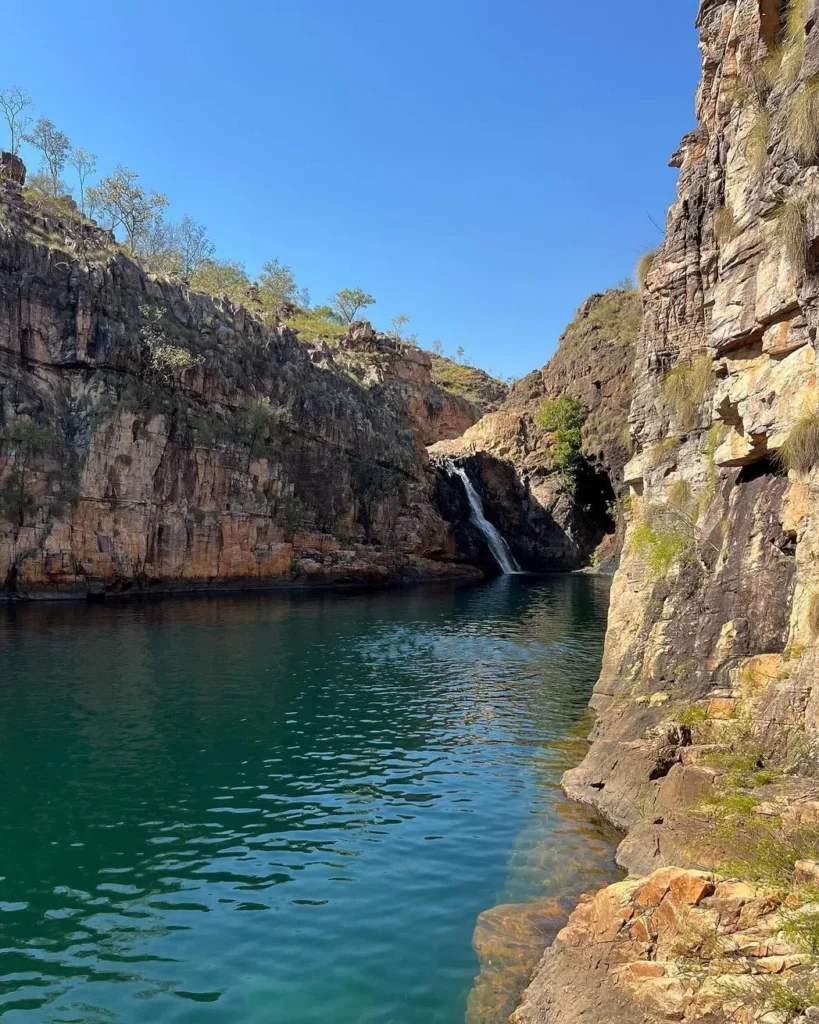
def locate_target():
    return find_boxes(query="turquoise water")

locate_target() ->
[0,576,616,1023]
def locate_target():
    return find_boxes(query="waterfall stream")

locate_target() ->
[446,460,521,574]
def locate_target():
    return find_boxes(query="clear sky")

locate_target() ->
[1,1,700,380]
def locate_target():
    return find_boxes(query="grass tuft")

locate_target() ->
[785,76,819,161]
[808,592,819,640]
[713,204,737,244]
[778,413,819,473]
[636,249,658,291]
[662,354,715,431]
[771,183,819,276]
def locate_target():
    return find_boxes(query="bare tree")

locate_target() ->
[87,166,168,253]
[177,215,215,278]
[25,118,71,196]
[0,86,33,159]
[431,339,444,356]
[69,148,97,215]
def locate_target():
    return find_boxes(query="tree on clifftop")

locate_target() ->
[25,118,70,196]
[332,288,375,324]
[87,166,168,254]
[0,86,32,158]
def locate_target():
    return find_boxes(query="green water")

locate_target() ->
[0,575,617,1023]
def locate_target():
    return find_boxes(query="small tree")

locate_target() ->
[25,118,70,196]
[190,259,251,304]
[177,215,214,278]
[69,148,97,215]
[133,214,183,275]
[0,86,33,159]
[1,419,56,527]
[240,396,290,470]
[139,305,200,398]
[431,339,444,356]
[391,314,410,339]
[455,345,465,362]
[87,166,168,253]
[536,396,587,480]
[332,288,375,324]
[258,259,308,314]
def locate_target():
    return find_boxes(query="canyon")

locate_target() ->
[3,1,819,1020]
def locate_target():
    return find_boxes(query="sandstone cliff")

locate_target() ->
[516,1,819,1020]
[0,176,490,597]
[431,287,640,570]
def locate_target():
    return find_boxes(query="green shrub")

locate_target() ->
[678,703,708,726]
[662,354,715,430]
[632,515,690,577]
[779,413,819,473]
[536,396,587,480]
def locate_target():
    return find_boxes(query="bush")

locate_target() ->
[779,413,819,473]
[786,76,819,161]
[632,517,689,577]
[536,396,587,479]
[662,353,714,430]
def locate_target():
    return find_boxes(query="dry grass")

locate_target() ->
[667,478,692,508]
[636,249,658,291]
[772,182,819,275]
[808,592,819,641]
[713,204,737,244]
[662,354,715,431]
[744,103,773,173]
[785,0,809,49]
[785,76,819,161]
[779,413,819,473]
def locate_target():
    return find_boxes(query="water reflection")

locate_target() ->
[0,576,616,1024]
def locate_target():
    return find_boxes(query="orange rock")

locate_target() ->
[668,871,715,906]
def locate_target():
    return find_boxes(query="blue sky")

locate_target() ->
[1,1,700,380]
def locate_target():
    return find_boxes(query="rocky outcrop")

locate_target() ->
[517,1,819,1020]
[431,288,639,570]
[0,177,485,597]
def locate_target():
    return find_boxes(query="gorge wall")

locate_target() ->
[431,287,640,571]
[0,177,496,597]
[515,1,819,1021]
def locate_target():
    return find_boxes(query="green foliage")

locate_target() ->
[779,413,819,473]
[429,354,508,408]
[87,165,168,253]
[756,977,819,1023]
[636,248,657,290]
[190,259,251,304]
[24,117,70,196]
[285,307,347,343]
[239,397,291,468]
[536,396,587,480]
[632,517,689,577]
[678,703,708,726]
[785,76,819,161]
[0,419,56,526]
[702,747,776,789]
[139,304,200,395]
[258,259,308,315]
[722,817,819,891]
[662,353,715,431]
[331,288,376,324]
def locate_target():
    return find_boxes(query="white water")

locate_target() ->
[446,460,522,575]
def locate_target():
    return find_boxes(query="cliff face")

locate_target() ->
[431,288,640,570]
[517,1,819,1021]
[0,180,486,597]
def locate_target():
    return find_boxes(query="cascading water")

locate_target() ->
[446,459,521,574]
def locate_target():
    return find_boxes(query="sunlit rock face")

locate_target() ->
[0,181,486,597]
[516,0,819,1020]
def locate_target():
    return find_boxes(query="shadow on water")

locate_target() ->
[0,574,619,1024]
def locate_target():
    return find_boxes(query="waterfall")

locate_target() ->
[446,460,521,575]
